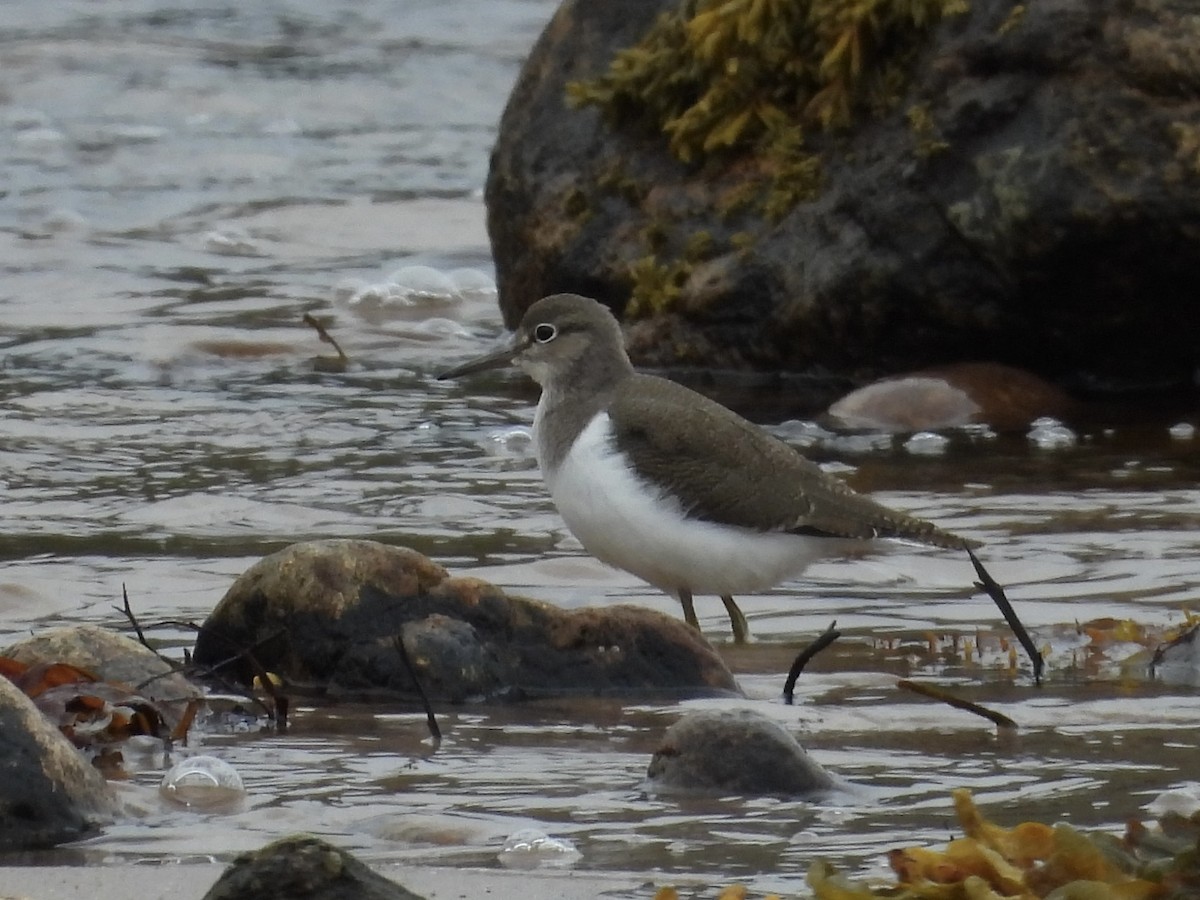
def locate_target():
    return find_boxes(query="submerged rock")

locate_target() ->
[646,708,836,796]
[1151,625,1200,688]
[0,676,114,850]
[488,0,1200,393]
[201,834,425,900]
[192,540,738,701]
[825,362,1072,432]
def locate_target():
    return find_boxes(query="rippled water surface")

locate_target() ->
[3,1,1200,896]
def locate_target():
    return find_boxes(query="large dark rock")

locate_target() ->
[646,708,836,796]
[202,834,425,900]
[192,540,738,701]
[0,676,114,850]
[488,0,1200,395]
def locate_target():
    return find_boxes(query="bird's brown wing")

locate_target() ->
[609,375,970,549]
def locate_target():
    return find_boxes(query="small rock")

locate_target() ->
[1151,625,1200,687]
[826,363,1071,432]
[192,540,738,700]
[201,834,425,900]
[647,708,835,796]
[0,676,115,850]
[5,624,200,707]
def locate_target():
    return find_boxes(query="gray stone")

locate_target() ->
[647,708,835,796]
[5,624,200,706]
[1151,624,1200,687]
[0,676,115,850]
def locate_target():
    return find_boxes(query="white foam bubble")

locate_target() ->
[497,828,581,870]
[203,229,262,257]
[484,426,534,459]
[447,267,497,296]
[1027,416,1077,450]
[385,264,458,299]
[904,431,950,456]
[160,755,246,809]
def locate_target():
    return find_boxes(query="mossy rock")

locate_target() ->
[192,540,739,702]
[487,0,1200,395]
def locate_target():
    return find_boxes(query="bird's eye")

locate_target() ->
[532,323,557,344]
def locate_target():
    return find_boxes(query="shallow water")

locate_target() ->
[3,1,1200,896]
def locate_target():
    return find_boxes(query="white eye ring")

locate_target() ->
[532,323,557,344]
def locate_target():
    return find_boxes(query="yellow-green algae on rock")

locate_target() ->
[568,0,969,203]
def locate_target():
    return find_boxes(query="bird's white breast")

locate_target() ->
[537,412,832,596]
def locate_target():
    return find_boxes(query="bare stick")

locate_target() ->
[783,620,840,704]
[898,679,1017,730]
[394,633,441,746]
[302,313,348,361]
[967,548,1044,685]
[116,586,187,674]
[120,584,149,647]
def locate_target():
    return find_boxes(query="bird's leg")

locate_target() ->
[677,588,700,630]
[720,594,749,644]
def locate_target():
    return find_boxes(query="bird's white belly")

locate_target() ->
[541,414,831,596]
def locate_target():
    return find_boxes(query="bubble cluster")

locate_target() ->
[342,265,496,316]
[903,430,950,456]
[1027,416,1077,450]
[497,828,582,870]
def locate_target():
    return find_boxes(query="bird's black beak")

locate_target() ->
[437,336,528,380]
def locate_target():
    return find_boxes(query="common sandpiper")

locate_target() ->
[439,293,1042,681]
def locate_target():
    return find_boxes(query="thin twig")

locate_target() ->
[967,548,1044,685]
[115,587,192,676]
[897,678,1018,730]
[121,584,148,647]
[394,632,441,746]
[178,624,290,722]
[302,313,348,361]
[783,620,840,704]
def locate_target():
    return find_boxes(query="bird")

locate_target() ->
[439,293,1041,679]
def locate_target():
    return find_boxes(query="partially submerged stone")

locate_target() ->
[201,834,425,900]
[1151,625,1200,688]
[0,676,115,850]
[647,708,835,796]
[5,624,200,706]
[825,362,1072,432]
[192,540,738,701]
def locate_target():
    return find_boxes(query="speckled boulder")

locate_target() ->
[647,708,836,796]
[0,676,115,850]
[192,540,738,701]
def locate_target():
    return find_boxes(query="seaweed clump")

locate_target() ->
[569,0,968,206]
[628,230,717,316]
